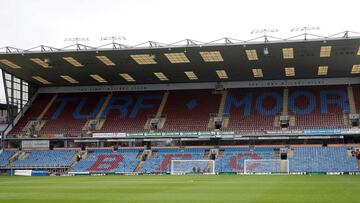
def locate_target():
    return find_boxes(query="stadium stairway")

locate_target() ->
[65,152,83,173]
[0,151,16,168]
[208,90,229,129]
[38,94,58,121]
[5,151,24,167]
[218,91,228,116]
[347,86,357,114]
[282,88,289,116]
[82,93,113,131]
[134,161,145,172]
[9,94,51,136]
[134,150,151,172]
[144,92,168,130]
[22,94,58,134]
[353,85,360,113]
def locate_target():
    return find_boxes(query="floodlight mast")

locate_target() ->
[64,37,90,50]
[291,26,320,40]
[251,28,279,55]
[251,28,279,42]
[100,36,127,49]
[100,36,127,42]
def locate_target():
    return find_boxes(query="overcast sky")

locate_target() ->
[0,0,360,103]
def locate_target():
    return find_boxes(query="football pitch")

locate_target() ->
[0,175,359,203]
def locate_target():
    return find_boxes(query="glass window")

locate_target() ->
[22,92,28,102]
[6,80,11,88]
[14,82,20,90]
[7,88,12,97]
[22,84,28,92]
[14,90,20,99]
[13,98,19,106]
[5,73,11,80]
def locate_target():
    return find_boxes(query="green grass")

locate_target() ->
[0,175,359,203]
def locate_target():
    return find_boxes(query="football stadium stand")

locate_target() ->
[7,85,358,137]
[1,33,360,177]
[0,146,358,174]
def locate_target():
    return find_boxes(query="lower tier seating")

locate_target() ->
[216,147,277,173]
[290,146,359,172]
[140,148,207,173]
[11,150,76,168]
[0,150,16,167]
[70,149,140,173]
[0,146,358,173]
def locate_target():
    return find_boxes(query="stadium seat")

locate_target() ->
[70,148,141,173]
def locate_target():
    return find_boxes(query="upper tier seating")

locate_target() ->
[8,86,358,137]
[99,91,163,133]
[160,90,221,132]
[288,86,348,130]
[10,94,53,135]
[225,88,283,132]
[40,93,107,136]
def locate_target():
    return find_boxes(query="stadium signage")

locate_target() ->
[180,132,198,136]
[106,139,135,142]
[258,136,289,140]
[124,131,236,138]
[21,140,49,148]
[127,132,145,136]
[14,170,32,176]
[144,139,172,142]
[303,129,341,135]
[341,129,360,134]
[74,139,99,142]
[93,133,126,138]
[47,88,349,120]
[266,130,302,135]
[224,89,349,116]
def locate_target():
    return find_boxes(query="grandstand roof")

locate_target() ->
[1,34,360,86]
